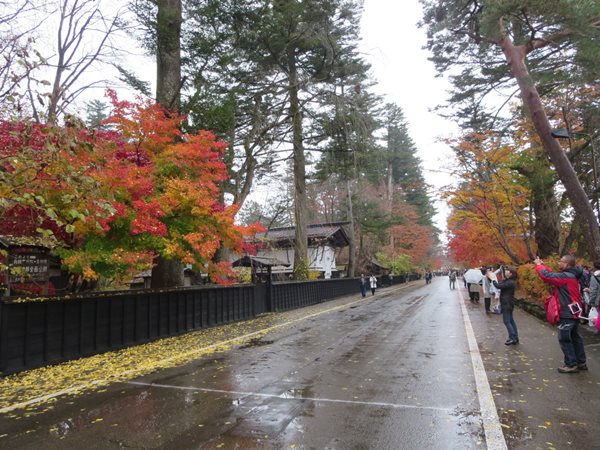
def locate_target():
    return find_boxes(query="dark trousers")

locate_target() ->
[558,319,586,367]
[467,284,479,302]
[502,308,518,341]
[360,284,366,297]
[484,297,491,312]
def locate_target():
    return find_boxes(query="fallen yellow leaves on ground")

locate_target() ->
[0,293,369,416]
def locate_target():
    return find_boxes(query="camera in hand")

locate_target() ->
[568,302,582,316]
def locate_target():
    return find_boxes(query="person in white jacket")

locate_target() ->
[482,268,493,312]
[369,275,377,295]
[483,267,501,313]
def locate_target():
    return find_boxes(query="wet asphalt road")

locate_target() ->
[1,277,599,449]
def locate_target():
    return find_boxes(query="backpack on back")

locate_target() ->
[544,292,560,326]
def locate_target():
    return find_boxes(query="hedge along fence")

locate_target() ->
[0,274,419,375]
[516,257,561,307]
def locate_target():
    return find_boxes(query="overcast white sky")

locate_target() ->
[359,0,458,234]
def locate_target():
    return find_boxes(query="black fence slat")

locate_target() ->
[96,300,110,352]
[63,302,81,359]
[45,302,63,364]
[123,297,135,345]
[80,300,95,355]
[43,302,49,363]
[149,295,159,339]
[159,294,168,336]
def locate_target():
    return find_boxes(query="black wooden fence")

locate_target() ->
[0,274,419,375]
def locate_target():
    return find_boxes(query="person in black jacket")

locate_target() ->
[488,266,519,345]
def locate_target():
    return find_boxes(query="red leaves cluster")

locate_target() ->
[1,91,263,284]
[385,203,434,267]
[130,200,167,236]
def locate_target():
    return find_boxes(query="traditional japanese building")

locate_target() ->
[250,222,351,280]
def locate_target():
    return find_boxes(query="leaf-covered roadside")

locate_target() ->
[0,294,368,417]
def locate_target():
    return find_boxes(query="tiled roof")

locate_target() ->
[0,235,57,249]
[256,222,350,247]
[258,225,339,240]
[232,255,291,268]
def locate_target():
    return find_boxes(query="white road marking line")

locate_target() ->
[459,290,508,450]
[0,282,415,414]
[0,381,105,414]
[126,380,454,412]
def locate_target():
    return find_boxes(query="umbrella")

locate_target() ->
[464,268,484,284]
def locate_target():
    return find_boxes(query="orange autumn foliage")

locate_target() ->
[384,202,434,267]
[1,91,264,285]
[444,130,535,266]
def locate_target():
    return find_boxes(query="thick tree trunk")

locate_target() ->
[531,161,561,257]
[386,148,394,248]
[532,192,560,257]
[346,179,356,277]
[151,256,184,288]
[288,54,309,280]
[151,0,184,288]
[499,36,600,260]
[156,0,182,112]
[234,149,256,206]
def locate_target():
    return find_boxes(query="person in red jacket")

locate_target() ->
[534,255,587,373]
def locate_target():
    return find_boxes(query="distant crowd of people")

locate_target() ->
[448,256,599,374]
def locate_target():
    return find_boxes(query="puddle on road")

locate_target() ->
[238,338,274,349]
[350,315,368,322]
[451,408,485,440]
[278,386,313,400]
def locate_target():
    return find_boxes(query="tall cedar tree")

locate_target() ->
[222,0,367,279]
[384,105,435,227]
[152,0,184,287]
[311,53,380,277]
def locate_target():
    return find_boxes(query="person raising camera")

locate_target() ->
[534,255,587,374]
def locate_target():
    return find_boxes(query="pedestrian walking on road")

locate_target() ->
[534,255,587,373]
[369,275,377,295]
[449,270,457,289]
[488,266,519,345]
[359,274,368,298]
